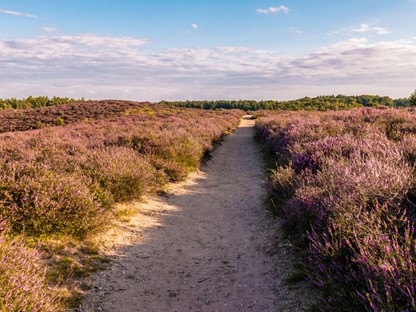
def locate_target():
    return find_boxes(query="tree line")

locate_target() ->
[0,96,82,110]
[0,93,414,112]
[162,95,414,111]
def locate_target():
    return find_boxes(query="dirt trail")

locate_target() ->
[80,116,310,312]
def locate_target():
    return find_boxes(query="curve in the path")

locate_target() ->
[81,116,309,312]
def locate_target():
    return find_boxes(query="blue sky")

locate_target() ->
[1,0,415,100]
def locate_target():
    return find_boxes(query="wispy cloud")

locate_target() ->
[329,21,390,36]
[0,34,415,100]
[43,27,58,33]
[289,27,302,34]
[191,23,198,30]
[257,5,289,15]
[0,9,38,19]
[353,23,390,35]
[53,34,147,47]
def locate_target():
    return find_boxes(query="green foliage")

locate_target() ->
[162,94,397,111]
[394,97,411,107]
[55,117,65,126]
[410,89,416,107]
[0,96,82,111]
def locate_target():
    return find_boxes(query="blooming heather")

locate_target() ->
[256,107,416,311]
[0,102,242,309]
[0,235,56,311]
[0,105,242,237]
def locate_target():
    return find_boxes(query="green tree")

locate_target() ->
[410,89,416,107]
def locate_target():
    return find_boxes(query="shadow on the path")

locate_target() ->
[81,119,310,312]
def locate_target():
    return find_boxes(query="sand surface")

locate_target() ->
[80,116,310,312]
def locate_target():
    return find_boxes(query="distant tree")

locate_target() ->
[160,94,396,111]
[394,98,410,107]
[410,89,416,107]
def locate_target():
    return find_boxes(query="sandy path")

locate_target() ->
[80,116,309,312]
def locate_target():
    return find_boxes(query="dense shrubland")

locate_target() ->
[255,108,416,311]
[0,102,242,310]
[0,100,153,133]
[162,94,410,111]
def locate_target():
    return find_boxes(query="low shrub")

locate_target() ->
[0,105,242,238]
[0,103,243,309]
[0,235,57,311]
[266,165,296,217]
[0,163,107,238]
[0,100,151,133]
[256,107,416,311]
[84,147,157,202]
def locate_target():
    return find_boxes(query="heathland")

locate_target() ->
[0,98,415,311]
[255,108,416,311]
[0,100,241,311]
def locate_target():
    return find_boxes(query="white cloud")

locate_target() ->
[0,9,38,18]
[43,27,58,33]
[54,34,147,47]
[0,34,415,100]
[289,27,302,34]
[350,23,390,35]
[191,23,198,30]
[373,27,390,35]
[257,5,289,15]
[329,21,391,36]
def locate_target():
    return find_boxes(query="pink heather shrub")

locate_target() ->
[400,135,416,219]
[0,162,107,237]
[0,106,242,238]
[148,155,189,182]
[400,135,416,166]
[290,132,389,173]
[0,104,242,309]
[255,108,416,311]
[307,206,416,311]
[0,100,153,133]
[84,147,158,202]
[0,235,56,311]
[353,214,416,311]
[290,144,412,233]
[266,165,296,217]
